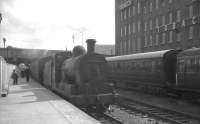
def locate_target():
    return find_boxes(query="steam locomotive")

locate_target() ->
[106,48,200,101]
[30,39,114,109]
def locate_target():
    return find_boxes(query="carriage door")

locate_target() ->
[177,58,185,86]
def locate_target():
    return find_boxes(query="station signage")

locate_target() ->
[119,0,132,10]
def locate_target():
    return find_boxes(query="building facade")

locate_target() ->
[115,0,200,55]
[95,44,115,55]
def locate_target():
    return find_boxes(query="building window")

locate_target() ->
[150,35,153,46]
[162,32,166,44]
[133,23,136,33]
[124,9,126,20]
[137,37,141,52]
[156,0,159,9]
[156,33,159,45]
[162,15,165,25]
[128,24,131,34]
[144,34,148,47]
[144,21,147,31]
[128,40,131,52]
[162,0,165,7]
[138,21,141,32]
[176,10,181,22]
[169,31,173,42]
[144,6,147,14]
[189,26,194,39]
[132,39,135,53]
[150,2,153,12]
[120,41,123,55]
[121,11,123,21]
[169,12,173,24]
[133,6,136,16]
[124,41,127,54]
[155,17,159,27]
[121,27,123,37]
[169,0,173,3]
[176,32,181,41]
[150,19,153,30]
[138,2,140,14]
[124,25,127,36]
[189,5,193,18]
[128,7,131,17]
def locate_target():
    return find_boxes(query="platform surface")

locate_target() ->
[0,78,101,124]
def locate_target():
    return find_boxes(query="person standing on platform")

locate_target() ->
[25,67,30,82]
[12,70,19,85]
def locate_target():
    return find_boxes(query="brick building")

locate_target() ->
[115,0,200,55]
[95,44,115,55]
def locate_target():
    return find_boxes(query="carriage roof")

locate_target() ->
[106,50,174,62]
[177,48,200,57]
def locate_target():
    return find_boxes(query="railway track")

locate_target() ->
[116,97,200,124]
[81,107,125,124]
[53,86,200,124]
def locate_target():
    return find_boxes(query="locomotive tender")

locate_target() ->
[30,39,114,108]
[106,48,200,100]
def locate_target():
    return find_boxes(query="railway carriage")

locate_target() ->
[42,51,70,88]
[106,50,180,93]
[176,48,200,91]
[107,48,200,101]
[30,56,52,83]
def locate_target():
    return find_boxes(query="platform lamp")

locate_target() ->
[3,37,6,58]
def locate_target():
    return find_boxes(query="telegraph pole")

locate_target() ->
[72,33,75,47]
[80,31,83,46]
[3,37,6,59]
[0,13,2,24]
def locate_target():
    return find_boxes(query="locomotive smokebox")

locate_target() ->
[86,39,96,53]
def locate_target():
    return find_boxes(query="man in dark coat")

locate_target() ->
[25,67,30,82]
[12,70,18,85]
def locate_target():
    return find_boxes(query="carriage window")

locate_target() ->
[131,62,136,71]
[191,58,195,72]
[138,61,142,71]
[122,62,125,71]
[126,61,130,71]
[135,61,139,71]
[121,62,125,71]
[115,62,117,71]
[117,63,121,71]
[156,60,162,72]
[195,57,200,73]
[199,58,200,72]
[177,59,184,73]
[186,59,191,72]
[129,61,131,71]
[111,63,114,72]
[152,61,156,72]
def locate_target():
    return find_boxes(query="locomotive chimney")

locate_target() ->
[86,39,96,53]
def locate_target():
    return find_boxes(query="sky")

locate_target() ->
[0,0,115,50]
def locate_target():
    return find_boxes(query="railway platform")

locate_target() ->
[0,78,101,124]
